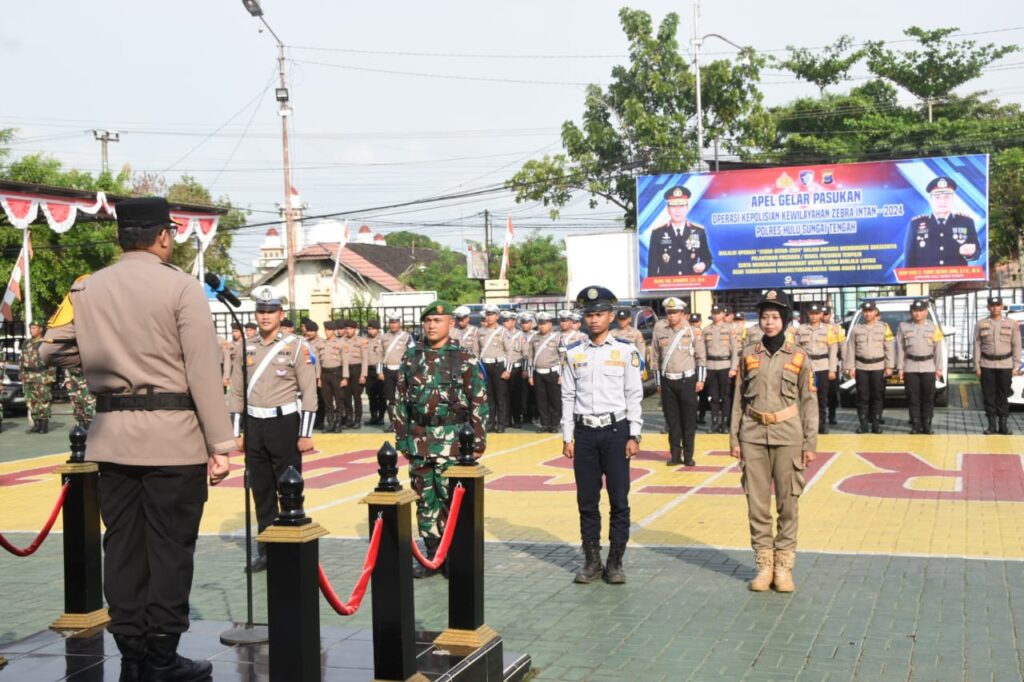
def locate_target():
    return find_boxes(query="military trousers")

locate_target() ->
[343,364,365,423]
[98,462,207,636]
[482,361,509,428]
[740,444,804,552]
[980,367,1012,419]
[24,376,53,421]
[813,370,830,426]
[855,369,885,422]
[408,453,456,539]
[661,374,697,459]
[905,372,936,423]
[706,369,731,421]
[572,419,631,545]
[319,367,345,424]
[532,370,561,429]
[246,412,301,550]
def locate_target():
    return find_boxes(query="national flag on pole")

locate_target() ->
[1,240,29,322]
[290,185,302,207]
[498,216,514,281]
[331,221,350,301]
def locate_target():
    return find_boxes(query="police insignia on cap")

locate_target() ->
[937,179,947,189]
[767,290,778,301]
[258,290,272,302]
[588,288,598,300]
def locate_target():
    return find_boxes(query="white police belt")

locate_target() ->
[534,367,558,374]
[576,411,627,428]
[385,364,402,370]
[247,403,300,419]
[663,370,695,380]
[481,358,503,364]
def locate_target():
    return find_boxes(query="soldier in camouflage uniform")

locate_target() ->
[21,319,57,434]
[64,366,96,429]
[394,299,488,578]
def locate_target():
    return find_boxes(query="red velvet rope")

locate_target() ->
[318,516,384,616]
[0,482,70,557]
[411,483,465,570]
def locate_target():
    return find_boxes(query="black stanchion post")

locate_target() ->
[51,425,109,631]
[257,466,326,682]
[361,442,427,682]
[434,424,498,652]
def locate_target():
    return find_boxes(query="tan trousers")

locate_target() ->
[741,443,804,551]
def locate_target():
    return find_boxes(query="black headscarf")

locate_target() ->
[758,303,791,355]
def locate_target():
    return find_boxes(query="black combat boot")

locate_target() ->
[984,415,998,435]
[573,539,603,584]
[145,633,212,682]
[112,633,147,682]
[999,416,1012,435]
[922,417,934,435]
[413,537,441,579]
[603,543,627,584]
[909,418,920,435]
[26,420,41,434]
[666,452,682,466]
[39,418,49,434]
[855,408,868,434]
[871,420,883,434]
[818,421,829,435]
[683,453,696,467]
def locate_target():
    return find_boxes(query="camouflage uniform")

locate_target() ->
[20,337,56,421]
[394,340,488,539]
[64,366,96,428]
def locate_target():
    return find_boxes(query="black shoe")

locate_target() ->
[984,416,998,435]
[603,543,627,584]
[494,425,505,433]
[828,415,838,425]
[999,417,1012,435]
[146,633,212,682]
[922,418,934,435]
[26,420,41,434]
[666,457,682,466]
[818,424,829,435]
[112,633,146,682]
[413,538,441,579]
[871,421,883,434]
[38,419,49,434]
[856,421,869,434]
[683,456,696,467]
[878,416,886,425]
[573,539,603,584]
[249,555,267,573]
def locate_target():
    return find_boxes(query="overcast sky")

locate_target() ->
[3,1,1022,273]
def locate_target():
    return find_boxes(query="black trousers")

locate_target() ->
[521,366,537,422]
[320,367,344,423]
[508,362,524,423]
[905,372,936,423]
[533,370,561,429]
[828,368,839,418]
[483,362,509,427]
[855,369,885,421]
[343,364,364,422]
[706,368,731,420]
[366,370,385,419]
[246,412,301,548]
[980,367,1012,418]
[98,462,207,636]
[662,375,697,459]
[384,368,400,419]
[572,420,631,545]
[813,370,830,425]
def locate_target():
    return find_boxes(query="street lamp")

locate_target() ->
[241,0,299,317]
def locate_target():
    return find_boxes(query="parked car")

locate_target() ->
[839,296,953,407]
[1,362,24,414]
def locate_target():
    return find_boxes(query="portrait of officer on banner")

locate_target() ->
[904,176,981,268]
[647,185,713,277]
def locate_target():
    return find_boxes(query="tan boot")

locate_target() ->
[773,549,796,592]
[749,549,774,592]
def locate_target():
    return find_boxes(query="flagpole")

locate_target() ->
[23,227,32,332]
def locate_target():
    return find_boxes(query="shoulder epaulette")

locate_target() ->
[565,340,583,351]
[614,336,632,345]
[160,262,185,273]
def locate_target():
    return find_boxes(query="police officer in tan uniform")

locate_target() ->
[611,309,646,357]
[558,309,585,360]
[319,320,347,432]
[896,300,944,434]
[229,290,317,571]
[730,289,817,593]
[479,303,511,432]
[382,313,412,431]
[974,295,1022,434]
[301,318,326,430]
[42,197,234,680]
[822,305,844,426]
[844,301,895,434]
[650,297,705,466]
[364,319,387,425]
[340,319,368,429]
[528,311,563,432]
[451,305,479,350]
[703,303,737,433]
[502,310,526,427]
[794,303,838,434]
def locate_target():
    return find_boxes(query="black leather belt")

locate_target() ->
[982,352,1012,361]
[855,355,885,364]
[95,390,194,413]
[808,353,829,360]
[905,353,934,362]
[706,354,731,361]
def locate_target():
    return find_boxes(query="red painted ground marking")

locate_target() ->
[838,452,1024,501]
[636,453,836,496]
[218,449,380,489]
[0,464,60,487]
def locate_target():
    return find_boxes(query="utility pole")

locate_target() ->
[92,130,120,174]
[692,1,703,173]
[276,39,298,318]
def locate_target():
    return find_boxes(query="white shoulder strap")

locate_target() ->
[661,327,689,373]
[248,335,292,398]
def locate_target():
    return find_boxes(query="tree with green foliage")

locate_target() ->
[400,248,480,304]
[383,230,441,251]
[505,231,566,296]
[776,35,864,96]
[989,148,1024,265]
[164,175,246,288]
[506,7,769,228]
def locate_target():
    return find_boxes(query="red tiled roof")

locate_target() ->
[295,242,407,291]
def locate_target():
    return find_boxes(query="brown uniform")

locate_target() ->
[365,332,387,424]
[896,320,944,430]
[730,341,817,552]
[340,335,369,426]
[702,321,737,430]
[220,338,232,385]
[478,324,511,428]
[795,322,838,429]
[844,320,894,427]
[382,329,412,417]
[318,335,347,429]
[650,322,706,463]
[611,325,646,358]
[974,316,1021,423]
[528,329,562,431]
[453,324,480,354]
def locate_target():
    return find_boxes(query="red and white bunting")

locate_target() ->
[0,190,116,233]
[498,216,515,281]
[171,213,220,247]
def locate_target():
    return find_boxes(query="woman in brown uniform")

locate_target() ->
[730,289,818,593]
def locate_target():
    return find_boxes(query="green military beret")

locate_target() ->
[30,318,46,327]
[420,299,454,321]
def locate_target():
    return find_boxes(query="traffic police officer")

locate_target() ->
[501,310,526,427]
[528,311,563,432]
[822,306,844,425]
[611,308,646,357]
[558,309,585,359]
[561,286,643,584]
[478,304,511,432]
[844,301,894,434]
[450,305,479,350]
[905,176,980,268]
[21,319,56,433]
[318,320,346,432]
[41,196,234,679]
[650,298,705,466]
[648,185,712,277]
[974,296,1021,434]
[519,312,539,424]
[341,319,368,428]
[365,319,387,425]
[795,303,838,434]
[703,303,737,433]
[230,290,318,571]
[896,299,945,434]
[730,289,817,593]
[382,313,412,429]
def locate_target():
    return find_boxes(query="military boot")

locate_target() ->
[603,543,627,584]
[773,549,796,593]
[855,409,869,434]
[145,633,212,682]
[909,418,920,435]
[870,420,882,434]
[413,537,441,579]
[999,416,1012,435]
[749,549,774,592]
[922,417,934,435]
[39,418,49,434]
[112,633,146,682]
[984,416,998,435]
[26,420,41,434]
[573,539,603,584]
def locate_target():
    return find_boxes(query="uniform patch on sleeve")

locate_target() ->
[47,274,90,328]
[884,325,895,342]
[744,355,760,370]
[933,327,944,342]
[791,351,805,367]
[631,350,640,367]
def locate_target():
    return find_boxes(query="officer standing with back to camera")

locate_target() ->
[974,295,1021,434]
[650,298,705,466]
[795,303,838,435]
[844,301,894,434]
[527,311,563,432]
[703,303,738,434]
[562,286,643,585]
[895,300,945,434]
[730,289,817,593]
[394,300,488,578]
[229,290,318,572]
[41,197,235,681]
